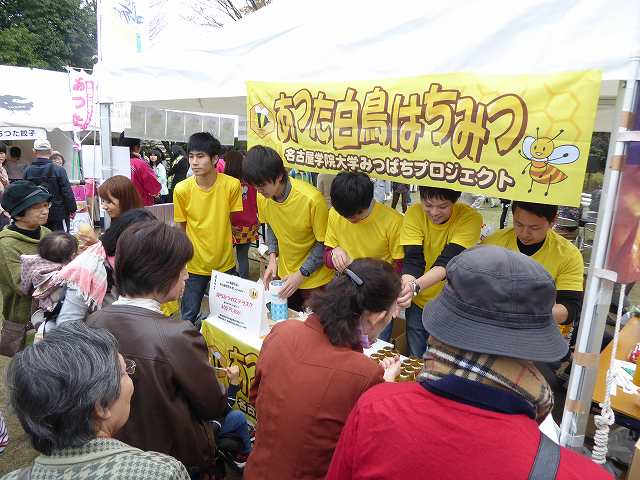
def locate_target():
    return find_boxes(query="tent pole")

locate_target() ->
[560,55,640,450]
[99,103,113,179]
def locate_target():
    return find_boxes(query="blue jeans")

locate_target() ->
[181,273,211,325]
[406,303,428,357]
[378,319,393,342]
[220,410,252,454]
[235,243,250,279]
[181,269,237,325]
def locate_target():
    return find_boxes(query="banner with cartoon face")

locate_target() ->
[247,71,601,206]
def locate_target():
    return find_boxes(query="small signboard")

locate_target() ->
[207,271,269,340]
[0,126,46,140]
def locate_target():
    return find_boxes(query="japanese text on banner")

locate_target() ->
[247,71,601,206]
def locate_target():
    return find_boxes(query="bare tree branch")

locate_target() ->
[183,0,271,28]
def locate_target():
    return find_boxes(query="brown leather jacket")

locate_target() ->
[88,305,226,472]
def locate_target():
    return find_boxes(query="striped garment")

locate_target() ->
[52,242,109,310]
[0,412,8,454]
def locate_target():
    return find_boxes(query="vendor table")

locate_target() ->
[201,319,263,425]
[200,310,303,424]
[200,313,402,425]
[592,315,640,429]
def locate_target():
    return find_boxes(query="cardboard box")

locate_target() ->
[390,315,408,356]
[628,437,640,479]
[393,332,408,357]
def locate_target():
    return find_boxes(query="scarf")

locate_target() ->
[20,255,64,312]
[52,242,109,310]
[422,337,553,422]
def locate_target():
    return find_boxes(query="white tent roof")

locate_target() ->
[0,66,86,131]
[97,0,640,116]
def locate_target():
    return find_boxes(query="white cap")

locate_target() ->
[33,139,52,151]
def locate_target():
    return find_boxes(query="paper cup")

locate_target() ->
[269,280,288,321]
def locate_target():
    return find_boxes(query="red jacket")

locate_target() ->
[327,382,612,480]
[130,155,161,206]
[245,314,384,480]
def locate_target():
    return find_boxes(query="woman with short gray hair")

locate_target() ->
[1,322,189,480]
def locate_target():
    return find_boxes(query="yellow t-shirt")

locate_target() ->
[482,228,584,335]
[400,202,482,309]
[258,178,334,290]
[324,201,404,264]
[174,174,242,275]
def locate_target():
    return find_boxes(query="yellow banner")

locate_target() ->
[201,321,259,424]
[247,71,601,206]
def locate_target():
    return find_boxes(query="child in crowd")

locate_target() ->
[214,364,254,468]
[20,231,78,339]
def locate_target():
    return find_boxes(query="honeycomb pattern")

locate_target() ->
[462,74,595,204]
[468,78,588,145]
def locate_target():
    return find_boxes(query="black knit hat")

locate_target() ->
[1,180,51,218]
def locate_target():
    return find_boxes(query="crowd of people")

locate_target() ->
[0,131,612,479]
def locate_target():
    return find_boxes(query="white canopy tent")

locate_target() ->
[95,0,640,458]
[0,65,84,131]
[97,0,639,111]
[0,65,100,178]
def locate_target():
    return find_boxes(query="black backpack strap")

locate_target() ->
[46,163,62,199]
[529,433,560,480]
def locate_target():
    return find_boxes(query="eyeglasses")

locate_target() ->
[123,359,136,376]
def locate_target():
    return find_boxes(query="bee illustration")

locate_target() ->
[255,105,271,129]
[518,128,580,196]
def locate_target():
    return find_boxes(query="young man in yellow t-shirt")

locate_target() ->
[174,132,242,325]
[482,201,584,339]
[243,146,333,312]
[324,171,403,340]
[398,187,482,356]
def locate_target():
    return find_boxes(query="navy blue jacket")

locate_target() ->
[24,158,77,224]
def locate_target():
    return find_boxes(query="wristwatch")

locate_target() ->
[410,280,420,296]
[299,266,311,278]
